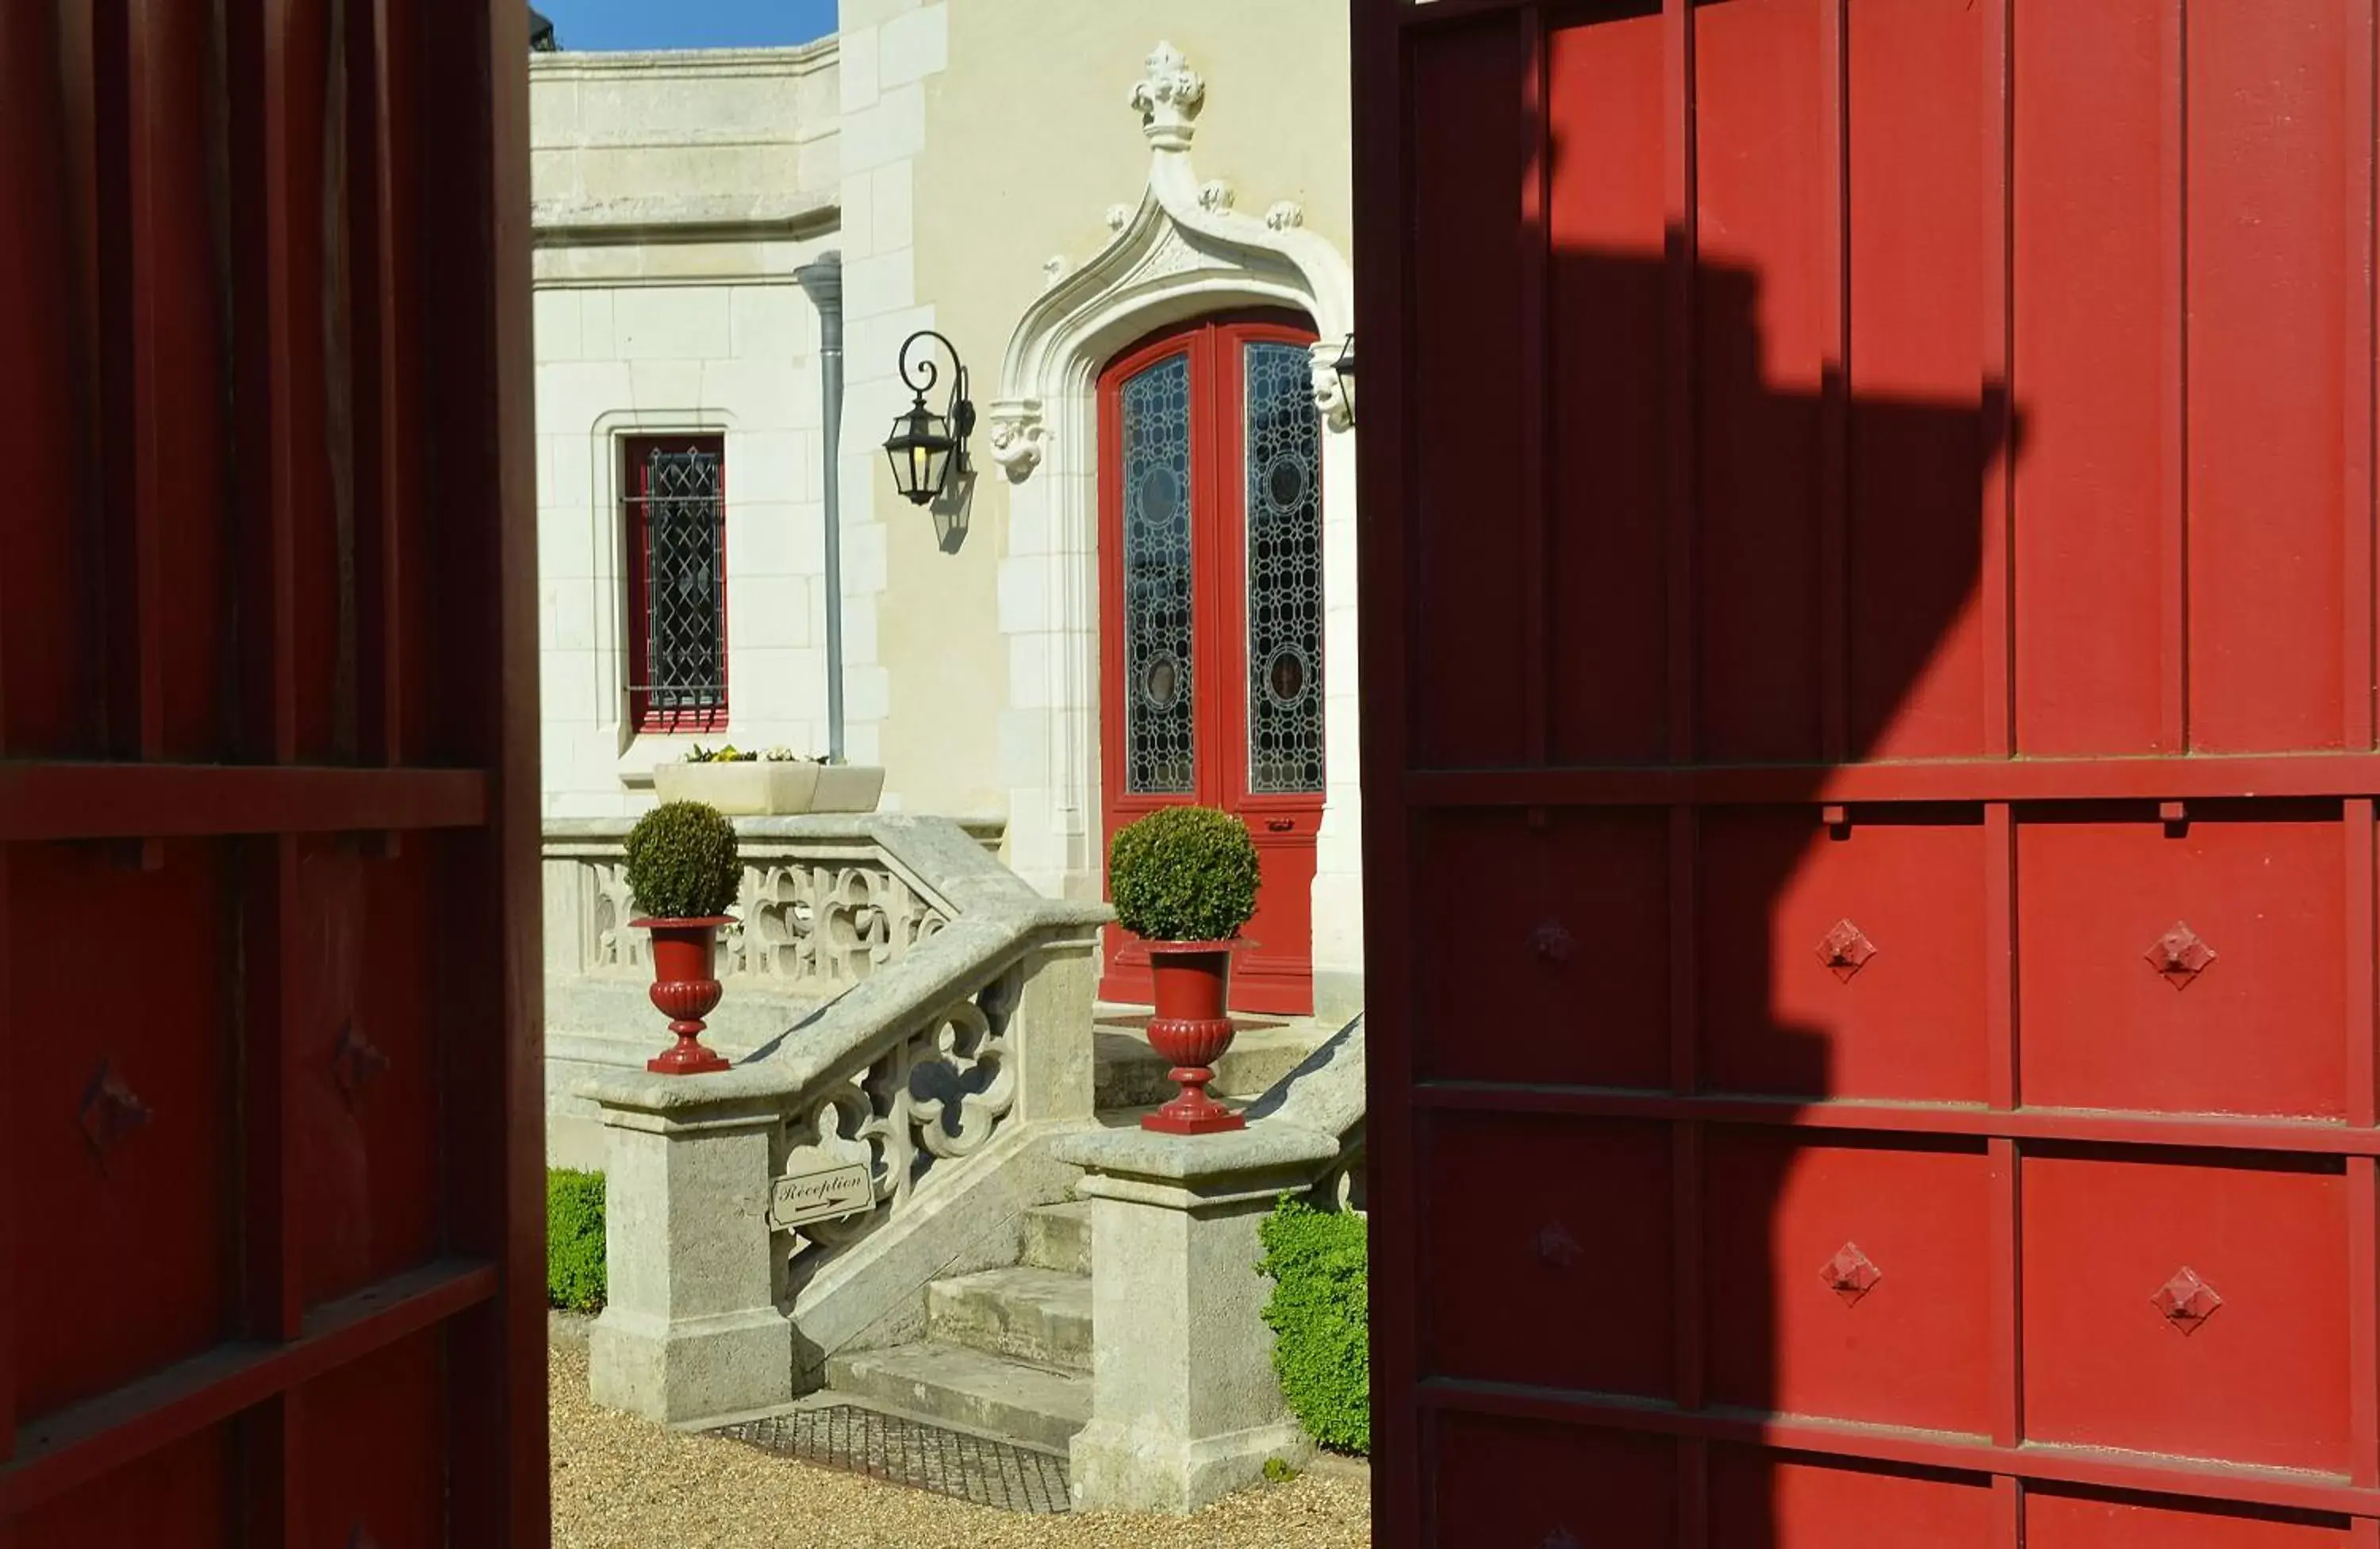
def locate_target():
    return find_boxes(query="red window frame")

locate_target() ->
[624,433,730,734]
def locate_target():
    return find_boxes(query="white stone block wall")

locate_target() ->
[531,45,845,821]
[536,282,838,819]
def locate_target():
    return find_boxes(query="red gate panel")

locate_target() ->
[1357,0,2380,1543]
[0,2,543,1544]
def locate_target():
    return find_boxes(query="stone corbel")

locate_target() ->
[987,398,1048,479]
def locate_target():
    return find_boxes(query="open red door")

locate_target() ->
[1360,1,2380,1546]
[0,3,544,1543]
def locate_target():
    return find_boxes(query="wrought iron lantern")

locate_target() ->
[1325,332,1356,426]
[883,329,973,506]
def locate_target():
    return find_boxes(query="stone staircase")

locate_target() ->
[823,1201,1096,1455]
[816,1010,1336,1463]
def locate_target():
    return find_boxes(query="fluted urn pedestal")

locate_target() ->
[635,916,734,1075]
[1138,940,1252,1135]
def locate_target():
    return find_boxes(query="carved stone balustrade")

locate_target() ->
[568,814,1109,1425]
[542,814,1001,1167]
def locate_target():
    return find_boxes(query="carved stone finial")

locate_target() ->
[1104,203,1134,233]
[1042,255,1068,290]
[1265,201,1305,232]
[1130,40,1205,151]
[1196,180,1235,214]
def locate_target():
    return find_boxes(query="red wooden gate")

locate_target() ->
[1358,0,2380,1543]
[0,2,543,1544]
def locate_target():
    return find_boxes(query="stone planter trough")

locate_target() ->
[653,760,885,816]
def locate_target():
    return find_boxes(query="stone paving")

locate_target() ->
[550,1320,1372,1548]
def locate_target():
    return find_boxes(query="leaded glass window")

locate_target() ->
[1119,353,1198,794]
[627,436,728,732]
[1243,342,1325,793]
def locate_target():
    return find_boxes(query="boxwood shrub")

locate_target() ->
[623,800,740,919]
[1107,805,1260,943]
[1257,1194,1368,1455]
[547,1168,607,1313]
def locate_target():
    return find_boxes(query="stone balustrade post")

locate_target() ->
[1008,930,1101,1124]
[589,1101,791,1424]
[1055,1122,1342,1513]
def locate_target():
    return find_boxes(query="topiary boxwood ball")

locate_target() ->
[1107,805,1261,943]
[624,800,741,920]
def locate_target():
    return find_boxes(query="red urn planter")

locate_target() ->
[1141,939,1253,1135]
[638,916,735,1075]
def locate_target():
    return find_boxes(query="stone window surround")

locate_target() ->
[575,405,772,786]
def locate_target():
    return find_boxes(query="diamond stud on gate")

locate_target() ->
[1816,919,1877,982]
[1821,1242,1883,1305]
[2144,921,2216,989]
[79,1060,152,1156]
[2152,1266,2223,1334]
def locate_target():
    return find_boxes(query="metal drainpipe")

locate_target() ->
[795,252,846,764]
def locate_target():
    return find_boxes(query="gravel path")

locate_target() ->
[551,1338,1372,1548]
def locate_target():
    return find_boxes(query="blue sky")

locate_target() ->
[539,0,836,52]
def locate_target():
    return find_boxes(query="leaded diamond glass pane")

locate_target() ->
[1244,341,1324,794]
[636,444,727,722]
[1121,353,1196,794]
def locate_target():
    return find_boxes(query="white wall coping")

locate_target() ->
[529,40,839,80]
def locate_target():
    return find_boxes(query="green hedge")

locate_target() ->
[547,1168,607,1313]
[1257,1195,1368,1455]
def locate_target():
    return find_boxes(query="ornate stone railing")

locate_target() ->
[569,814,1108,1425]
[545,816,1001,992]
[543,816,1009,1167]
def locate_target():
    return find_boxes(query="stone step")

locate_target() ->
[926,1266,1094,1374]
[823,1343,1091,1455]
[1022,1201,1093,1277]
[1093,1021,1330,1110]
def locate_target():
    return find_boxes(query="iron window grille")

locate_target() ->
[624,435,729,733]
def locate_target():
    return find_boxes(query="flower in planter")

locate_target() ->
[1107,805,1260,944]
[685,743,757,763]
